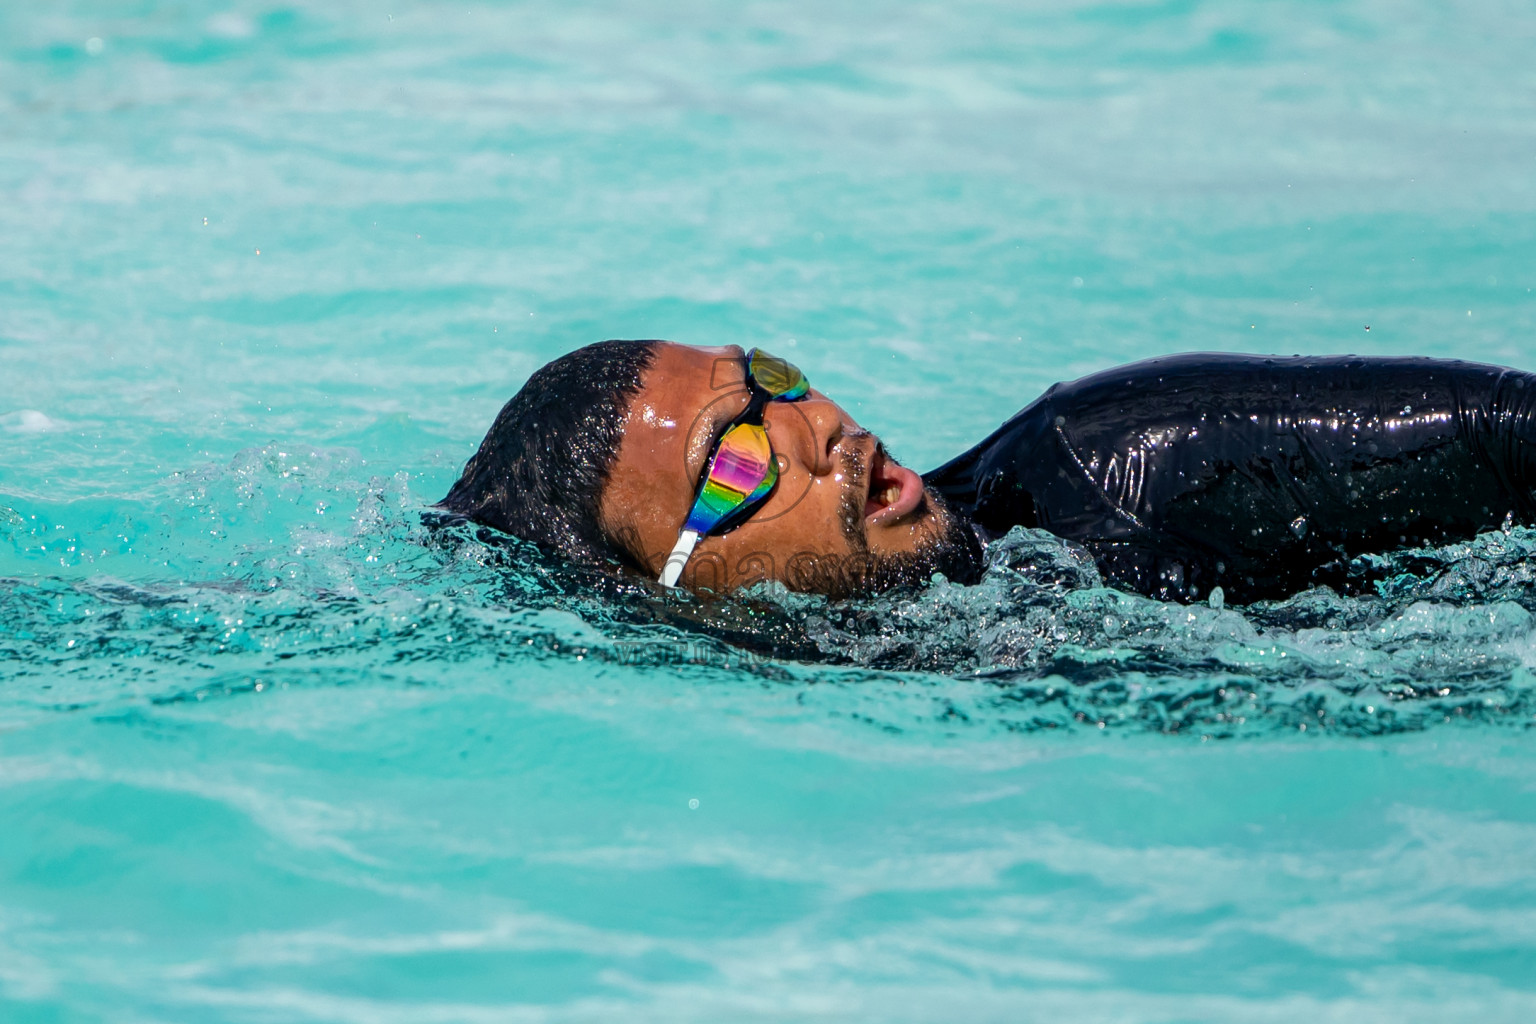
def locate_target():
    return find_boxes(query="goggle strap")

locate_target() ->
[658,529,700,588]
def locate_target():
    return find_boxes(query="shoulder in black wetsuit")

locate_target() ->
[922,354,1536,603]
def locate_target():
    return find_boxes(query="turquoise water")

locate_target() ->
[5,1,1536,1020]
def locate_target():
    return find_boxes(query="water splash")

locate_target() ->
[5,445,1536,739]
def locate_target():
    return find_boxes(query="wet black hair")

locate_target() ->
[438,340,659,567]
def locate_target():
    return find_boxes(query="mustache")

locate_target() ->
[836,440,876,549]
[834,432,887,491]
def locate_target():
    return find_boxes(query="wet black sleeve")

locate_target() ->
[923,354,1536,603]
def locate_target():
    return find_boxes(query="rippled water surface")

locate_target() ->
[5,2,1536,1021]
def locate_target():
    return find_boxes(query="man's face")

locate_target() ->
[600,342,982,596]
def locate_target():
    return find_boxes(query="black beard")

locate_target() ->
[781,444,984,599]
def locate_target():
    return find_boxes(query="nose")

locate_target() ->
[766,396,850,477]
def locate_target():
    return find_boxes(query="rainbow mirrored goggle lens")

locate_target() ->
[658,348,810,587]
[683,421,777,535]
[746,348,809,401]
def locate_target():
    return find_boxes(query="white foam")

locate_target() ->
[0,410,60,433]
[205,13,256,39]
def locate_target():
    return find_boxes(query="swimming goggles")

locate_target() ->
[658,348,810,587]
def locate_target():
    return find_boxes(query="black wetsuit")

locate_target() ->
[923,354,1536,603]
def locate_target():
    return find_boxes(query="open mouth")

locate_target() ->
[863,445,926,525]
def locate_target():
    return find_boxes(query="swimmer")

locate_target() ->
[440,342,1536,603]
